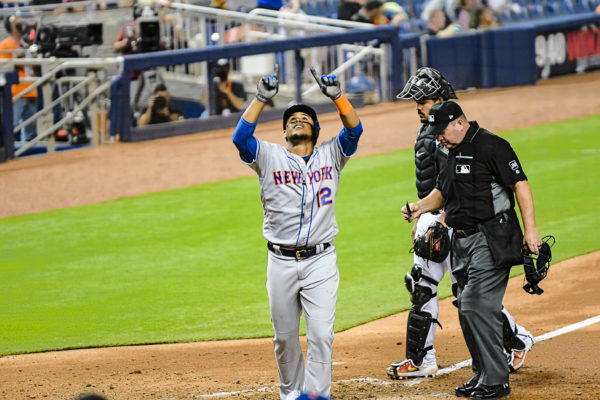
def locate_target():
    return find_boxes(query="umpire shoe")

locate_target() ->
[469,383,510,399]
[454,374,480,398]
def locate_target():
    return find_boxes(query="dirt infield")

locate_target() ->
[1,71,600,400]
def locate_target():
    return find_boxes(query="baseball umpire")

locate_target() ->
[232,65,363,400]
[387,68,534,380]
[402,100,544,399]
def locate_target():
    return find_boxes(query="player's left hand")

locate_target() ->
[310,67,342,100]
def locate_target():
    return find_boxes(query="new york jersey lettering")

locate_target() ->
[272,166,334,186]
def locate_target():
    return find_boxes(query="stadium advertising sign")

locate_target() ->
[535,23,600,79]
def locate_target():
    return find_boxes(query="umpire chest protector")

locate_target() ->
[414,125,439,199]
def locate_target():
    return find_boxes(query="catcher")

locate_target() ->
[387,68,535,381]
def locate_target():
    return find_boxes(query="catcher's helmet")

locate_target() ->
[522,235,555,295]
[397,67,457,101]
[283,104,320,145]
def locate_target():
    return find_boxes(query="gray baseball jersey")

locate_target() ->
[250,136,349,247]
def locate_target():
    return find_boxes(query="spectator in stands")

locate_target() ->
[426,8,460,35]
[338,0,364,21]
[113,9,139,55]
[383,2,409,25]
[472,5,500,29]
[351,1,389,24]
[211,58,247,116]
[210,0,228,9]
[279,0,308,37]
[486,0,509,15]
[280,0,304,14]
[455,0,480,30]
[0,14,38,141]
[137,84,185,126]
[255,0,283,11]
[421,0,455,25]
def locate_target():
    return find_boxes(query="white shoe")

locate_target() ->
[386,358,438,379]
[509,333,534,372]
[284,390,302,400]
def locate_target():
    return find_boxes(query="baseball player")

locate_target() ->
[386,67,534,380]
[232,65,363,400]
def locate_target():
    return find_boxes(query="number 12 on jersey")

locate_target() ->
[316,187,333,208]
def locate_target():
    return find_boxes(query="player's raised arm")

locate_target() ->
[233,65,279,163]
[310,67,360,129]
[242,64,280,123]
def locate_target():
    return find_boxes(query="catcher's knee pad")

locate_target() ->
[406,309,438,365]
[404,265,438,305]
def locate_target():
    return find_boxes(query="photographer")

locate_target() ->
[211,58,246,116]
[137,84,184,126]
[0,14,38,141]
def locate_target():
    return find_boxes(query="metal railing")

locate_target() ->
[1,1,421,158]
[1,56,121,156]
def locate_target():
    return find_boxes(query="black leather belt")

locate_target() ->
[454,227,480,238]
[267,242,331,260]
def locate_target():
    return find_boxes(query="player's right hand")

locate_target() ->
[256,64,279,103]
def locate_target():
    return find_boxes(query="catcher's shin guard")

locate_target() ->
[502,311,522,353]
[405,308,439,366]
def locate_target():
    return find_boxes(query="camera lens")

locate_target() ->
[153,95,167,110]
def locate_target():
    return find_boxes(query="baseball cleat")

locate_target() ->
[386,358,438,379]
[509,333,534,372]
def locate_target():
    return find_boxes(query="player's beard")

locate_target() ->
[287,131,312,145]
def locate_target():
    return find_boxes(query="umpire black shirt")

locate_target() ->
[435,121,528,229]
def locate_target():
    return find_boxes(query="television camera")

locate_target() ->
[126,5,162,53]
[21,21,103,58]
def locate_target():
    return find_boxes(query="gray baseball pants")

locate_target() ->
[452,232,510,386]
[266,246,338,399]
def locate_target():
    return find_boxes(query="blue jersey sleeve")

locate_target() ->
[232,117,259,163]
[337,120,363,157]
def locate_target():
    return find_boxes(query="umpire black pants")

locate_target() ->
[452,232,510,386]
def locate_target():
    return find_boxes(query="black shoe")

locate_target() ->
[469,383,511,399]
[454,374,479,398]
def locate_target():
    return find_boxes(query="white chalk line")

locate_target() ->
[197,314,600,397]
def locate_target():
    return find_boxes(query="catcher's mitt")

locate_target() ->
[412,221,450,263]
[522,235,555,295]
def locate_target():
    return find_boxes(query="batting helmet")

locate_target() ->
[396,67,457,101]
[283,104,320,145]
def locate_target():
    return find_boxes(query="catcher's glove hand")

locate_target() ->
[412,221,450,263]
[523,235,555,295]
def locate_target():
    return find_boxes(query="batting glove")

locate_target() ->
[310,67,342,100]
[256,64,279,103]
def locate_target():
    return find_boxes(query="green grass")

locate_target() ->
[1,114,599,356]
